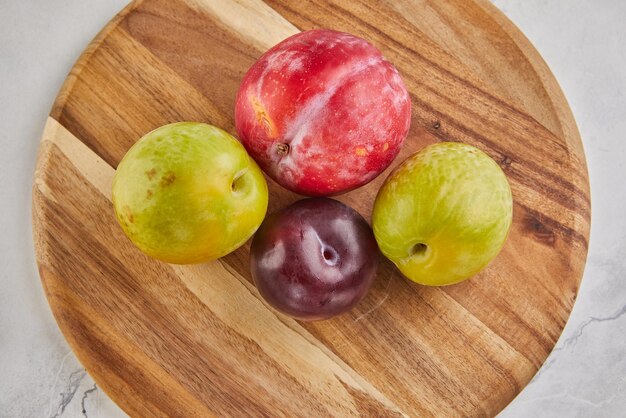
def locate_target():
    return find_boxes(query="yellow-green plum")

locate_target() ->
[112,122,268,264]
[372,142,512,286]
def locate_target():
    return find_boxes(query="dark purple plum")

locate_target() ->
[250,198,379,321]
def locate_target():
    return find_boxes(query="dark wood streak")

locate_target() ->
[518,203,587,248]
[523,213,557,246]
[338,381,405,418]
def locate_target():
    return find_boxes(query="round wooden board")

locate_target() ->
[32,0,591,416]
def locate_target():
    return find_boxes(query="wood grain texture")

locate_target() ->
[33,0,590,416]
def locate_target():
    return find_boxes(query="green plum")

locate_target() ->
[112,122,268,264]
[372,142,513,286]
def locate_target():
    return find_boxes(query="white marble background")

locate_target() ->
[1,0,624,416]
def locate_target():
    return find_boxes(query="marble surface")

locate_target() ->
[1,0,624,416]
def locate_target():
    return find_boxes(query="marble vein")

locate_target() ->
[530,303,626,383]
[560,304,626,349]
[521,376,626,409]
[49,369,87,418]
[81,383,98,417]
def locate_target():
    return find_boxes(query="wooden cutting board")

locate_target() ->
[32,0,591,416]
